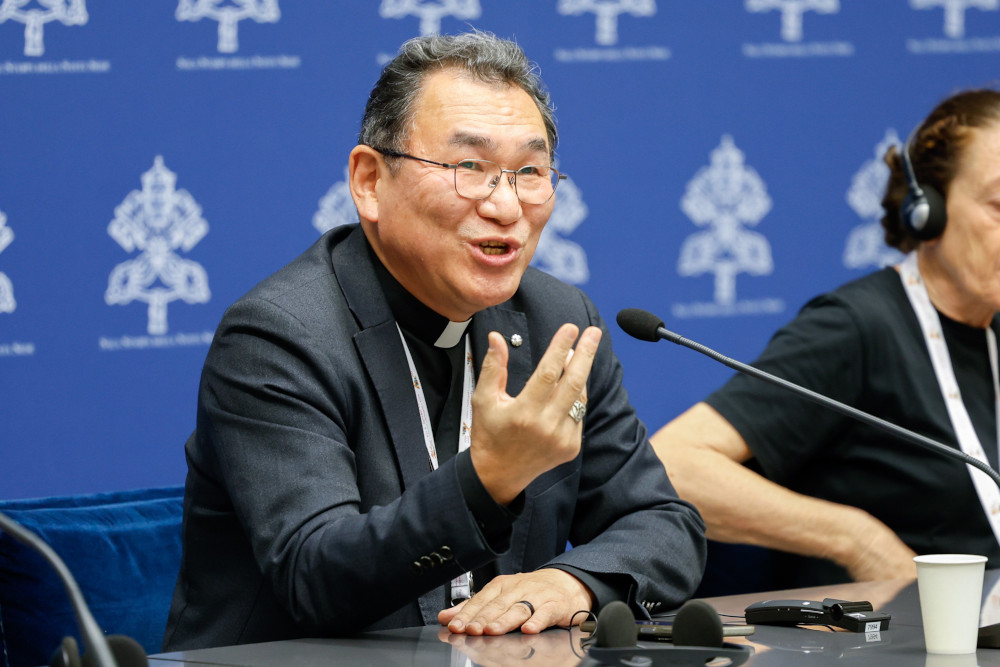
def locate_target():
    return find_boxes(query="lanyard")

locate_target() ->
[396,325,476,600]
[899,253,1000,547]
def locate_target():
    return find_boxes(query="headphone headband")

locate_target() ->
[900,126,924,198]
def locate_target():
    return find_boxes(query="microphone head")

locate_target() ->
[672,599,723,648]
[49,636,79,667]
[594,600,637,648]
[616,308,664,343]
[79,635,148,667]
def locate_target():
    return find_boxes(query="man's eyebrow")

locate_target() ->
[449,133,498,151]
[524,137,549,154]
[448,133,550,157]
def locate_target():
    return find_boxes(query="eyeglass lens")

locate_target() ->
[452,160,559,205]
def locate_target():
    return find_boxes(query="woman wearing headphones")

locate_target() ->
[652,88,1000,589]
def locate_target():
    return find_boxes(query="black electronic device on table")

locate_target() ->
[580,618,756,641]
[637,620,756,641]
[744,598,891,633]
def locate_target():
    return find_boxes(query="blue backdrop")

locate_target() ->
[2,1,998,499]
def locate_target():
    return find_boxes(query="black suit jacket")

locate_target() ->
[163,225,705,649]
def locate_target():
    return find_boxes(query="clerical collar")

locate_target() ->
[370,245,471,349]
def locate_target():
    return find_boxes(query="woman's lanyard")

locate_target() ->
[397,325,476,601]
[899,252,1000,546]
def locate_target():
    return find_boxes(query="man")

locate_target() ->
[163,31,705,649]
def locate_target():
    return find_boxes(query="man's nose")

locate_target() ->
[480,173,522,224]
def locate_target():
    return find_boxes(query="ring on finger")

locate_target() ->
[516,600,535,616]
[568,399,587,423]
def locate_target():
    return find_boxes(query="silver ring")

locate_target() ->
[568,400,586,423]
[516,600,535,616]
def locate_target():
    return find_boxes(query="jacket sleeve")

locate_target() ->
[539,292,708,614]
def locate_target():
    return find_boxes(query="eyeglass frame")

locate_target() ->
[371,147,566,205]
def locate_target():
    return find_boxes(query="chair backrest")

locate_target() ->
[0,486,184,667]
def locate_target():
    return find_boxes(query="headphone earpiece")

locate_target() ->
[588,599,751,666]
[899,127,947,240]
[672,599,724,648]
[593,600,637,648]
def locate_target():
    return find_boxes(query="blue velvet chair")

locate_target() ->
[0,486,184,667]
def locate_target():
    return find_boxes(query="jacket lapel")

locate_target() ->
[331,227,431,491]
[471,306,533,398]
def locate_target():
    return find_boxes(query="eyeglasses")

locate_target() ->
[373,148,565,205]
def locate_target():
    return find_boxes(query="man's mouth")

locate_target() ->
[480,240,510,255]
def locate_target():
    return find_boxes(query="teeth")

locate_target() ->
[480,241,508,255]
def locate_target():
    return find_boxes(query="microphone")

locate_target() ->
[616,308,1000,490]
[585,600,751,666]
[0,510,148,667]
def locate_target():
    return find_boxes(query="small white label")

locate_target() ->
[866,621,881,633]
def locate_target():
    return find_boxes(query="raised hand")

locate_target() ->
[469,323,602,505]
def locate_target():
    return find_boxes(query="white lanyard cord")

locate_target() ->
[899,253,1000,546]
[396,325,476,601]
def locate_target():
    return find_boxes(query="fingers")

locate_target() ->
[439,576,535,635]
[520,324,602,411]
[475,331,510,400]
[437,598,467,625]
[439,571,593,636]
[443,593,545,636]
[440,588,511,635]
[562,348,589,403]
[481,599,541,636]
[553,326,600,421]
[476,323,601,418]
[468,324,602,504]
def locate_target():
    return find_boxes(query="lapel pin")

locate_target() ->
[510,334,523,348]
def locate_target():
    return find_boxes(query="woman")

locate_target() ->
[652,88,1000,588]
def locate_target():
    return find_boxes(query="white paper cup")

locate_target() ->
[914,554,987,654]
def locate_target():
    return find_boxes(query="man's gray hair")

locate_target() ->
[358,31,557,167]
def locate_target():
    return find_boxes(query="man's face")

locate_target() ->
[365,69,554,321]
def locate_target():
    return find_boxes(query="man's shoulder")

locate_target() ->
[238,226,354,306]
[509,267,594,319]
[215,227,362,336]
[516,266,589,302]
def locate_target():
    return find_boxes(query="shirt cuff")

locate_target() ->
[456,450,523,547]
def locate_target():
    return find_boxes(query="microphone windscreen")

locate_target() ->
[616,309,664,343]
[594,600,638,648]
[81,635,148,667]
[672,599,723,648]
[49,636,80,667]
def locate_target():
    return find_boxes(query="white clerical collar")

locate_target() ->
[434,318,471,348]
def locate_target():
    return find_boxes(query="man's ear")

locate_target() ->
[349,145,381,224]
